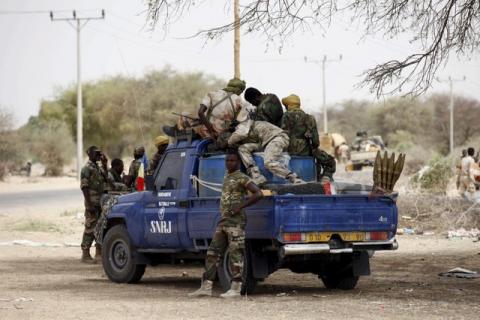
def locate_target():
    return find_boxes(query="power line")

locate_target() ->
[0,9,99,15]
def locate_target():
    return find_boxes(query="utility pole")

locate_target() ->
[50,10,105,180]
[436,76,466,154]
[305,54,342,133]
[233,0,241,79]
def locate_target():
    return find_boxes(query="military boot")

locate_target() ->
[220,281,242,299]
[188,280,213,297]
[94,245,102,264]
[247,166,267,186]
[286,172,305,185]
[81,248,94,264]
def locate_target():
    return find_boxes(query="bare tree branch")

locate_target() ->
[145,0,480,97]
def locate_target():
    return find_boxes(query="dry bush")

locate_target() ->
[410,156,453,193]
[398,194,480,233]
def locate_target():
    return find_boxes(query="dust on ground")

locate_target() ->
[1,175,479,319]
[0,237,479,320]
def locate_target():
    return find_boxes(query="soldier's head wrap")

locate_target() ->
[224,78,246,95]
[154,135,169,147]
[281,94,301,109]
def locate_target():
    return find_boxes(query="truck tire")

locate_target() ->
[218,242,257,295]
[102,224,146,283]
[321,275,359,290]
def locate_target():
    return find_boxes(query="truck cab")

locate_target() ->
[100,135,398,294]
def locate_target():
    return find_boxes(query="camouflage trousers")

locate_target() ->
[238,134,291,180]
[203,224,245,282]
[312,148,336,181]
[81,206,101,250]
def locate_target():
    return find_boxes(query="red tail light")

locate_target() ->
[283,233,302,242]
[368,232,388,240]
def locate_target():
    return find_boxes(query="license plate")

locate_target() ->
[305,232,365,242]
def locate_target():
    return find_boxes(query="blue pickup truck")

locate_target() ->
[100,136,398,294]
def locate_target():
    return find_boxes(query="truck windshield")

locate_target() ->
[155,151,186,190]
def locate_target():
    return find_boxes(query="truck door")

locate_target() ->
[143,150,187,249]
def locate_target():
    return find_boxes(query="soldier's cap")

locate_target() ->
[134,145,145,153]
[224,78,246,95]
[86,145,99,155]
[281,94,301,109]
[154,135,169,147]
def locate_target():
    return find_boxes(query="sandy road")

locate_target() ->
[0,237,479,320]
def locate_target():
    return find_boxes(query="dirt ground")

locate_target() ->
[1,176,479,320]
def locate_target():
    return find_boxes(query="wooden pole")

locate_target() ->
[234,0,240,79]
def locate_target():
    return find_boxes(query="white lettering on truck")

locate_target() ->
[149,220,172,234]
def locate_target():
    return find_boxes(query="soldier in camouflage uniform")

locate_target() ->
[189,150,263,298]
[244,87,284,127]
[80,146,106,263]
[147,135,169,175]
[105,158,129,192]
[126,146,145,191]
[281,94,336,183]
[228,116,305,186]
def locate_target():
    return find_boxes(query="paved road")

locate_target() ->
[0,188,83,213]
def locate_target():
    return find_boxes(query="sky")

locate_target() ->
[1,0,479,127]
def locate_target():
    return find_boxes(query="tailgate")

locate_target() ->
[275,194,397,243]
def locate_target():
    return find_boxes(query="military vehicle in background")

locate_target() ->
[347,131,385,171]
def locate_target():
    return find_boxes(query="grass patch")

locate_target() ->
[60,209,80,217]
[11,219,62,233]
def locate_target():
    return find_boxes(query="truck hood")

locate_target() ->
[116,191,148,204]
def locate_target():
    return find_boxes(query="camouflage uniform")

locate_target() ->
[128,158,142,191]
[106,168,129,192]
[229,120,303,184]
[80,160,105,250]
[195,89,253,139]
[147,152,162,175]
[203,170,252,282]
[281,109,336,180]
[254,94,284,127]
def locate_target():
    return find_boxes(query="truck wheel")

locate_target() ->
[102,224,146,283]
[218,242,257,295]
[321,275,359,290]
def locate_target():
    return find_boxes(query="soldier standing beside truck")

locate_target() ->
[126,146,145,191]
[281,94,336,183]
[80,146,105,263]
[189,150,263,298]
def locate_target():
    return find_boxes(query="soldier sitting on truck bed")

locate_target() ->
[227,109,305,186]
[244,87,283,127]
[163,78,253,141]
[281,94,336,183]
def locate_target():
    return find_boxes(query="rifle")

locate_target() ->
[171,112,200,127]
